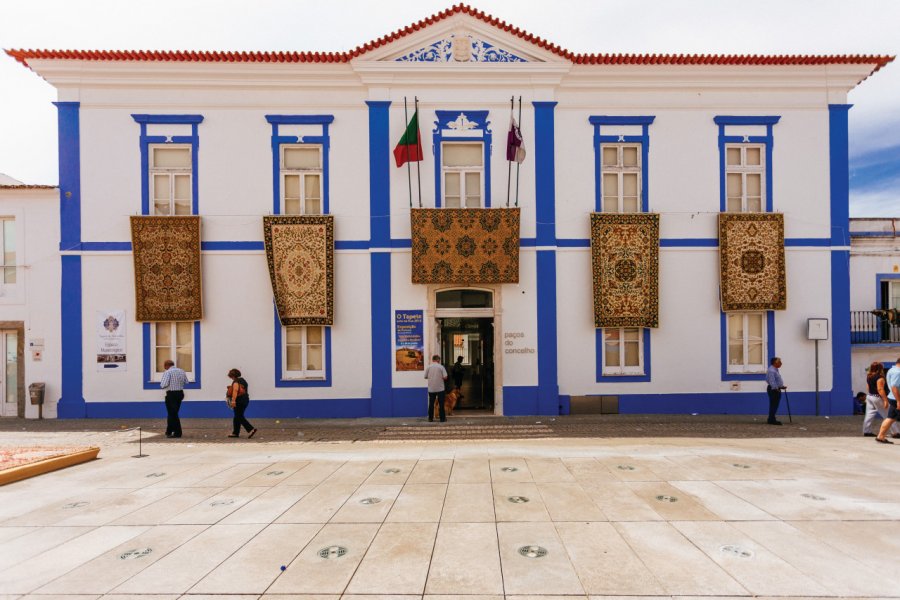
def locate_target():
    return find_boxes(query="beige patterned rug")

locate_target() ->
[591,213,660,328]
[130,216,203,322]
[263,215,334,325]
[719,213,786,311]
[410,208,520,284]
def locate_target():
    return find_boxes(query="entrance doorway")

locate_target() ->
[0,330,19,417]
[439,317,494,412]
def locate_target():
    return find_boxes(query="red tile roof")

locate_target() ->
[6,3,894,75]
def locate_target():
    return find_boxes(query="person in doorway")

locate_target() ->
[863,362,900,437]
[424,354,448,422]
[452,356,465,392]
[160,359,187,438]
[876,357,900,444]
[227,368,257,439]
[765,356,786,425]
[855,392,867,415]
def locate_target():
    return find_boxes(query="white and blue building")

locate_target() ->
[2,6,892,418]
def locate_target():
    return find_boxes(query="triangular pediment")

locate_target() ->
[357,11,566,64]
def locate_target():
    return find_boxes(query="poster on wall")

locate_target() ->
[97,310,127,371]
[395,310,424,371]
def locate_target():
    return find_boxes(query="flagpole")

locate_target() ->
[403,96,413,209]
[506,95,513,208]
[415,96,423,208]
[515,96,523,208]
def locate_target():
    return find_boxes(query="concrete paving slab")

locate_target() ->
[345,522,438,594]
[424,522,502,595]
[386,483,446,522]
[496,522,584,595]
[275,482,358,524]
[440,483,494,522]
[220,485,314,524]
[407,459,452,483]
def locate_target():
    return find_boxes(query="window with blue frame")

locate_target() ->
[590,116,655,380]
[132,115,204,388]
[433,111,492,207]
[715,116,781,379]
[266,115,334,386]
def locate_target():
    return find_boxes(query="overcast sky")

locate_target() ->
[1,0,897,215]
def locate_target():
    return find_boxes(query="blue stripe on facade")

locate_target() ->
[617,390,827,415]
[829,103,853,416]
[533,101,560,416]
[55,102,85,418]
[367,101,393,416]
[503,386,540,415]
[83,398,372,419]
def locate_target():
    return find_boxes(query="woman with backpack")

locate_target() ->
[226,368,257,439]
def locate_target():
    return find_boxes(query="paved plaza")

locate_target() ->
[0,415,897,600]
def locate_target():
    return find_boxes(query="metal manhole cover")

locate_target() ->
[732,464,751,469]
[266,470,285,476]
[119,548,153,560]
[507,496,530,504]
[318,545,348,559]
[518,545,548,558]
[501,467,519,472]
[359,497,382,505]
[617,465,635,471]
[655,495,678,503]
[62,501,89,509]
[146,472,166,478]
[801,493,826,501]
[720,544,754,558]
[210,499,235,506]
[383,468,401,474]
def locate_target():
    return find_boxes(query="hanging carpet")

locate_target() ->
[130,216,203,322]
[590,213,660,328]
[718,212,786,311]
[263,215,334,326]
[410,207,520,284]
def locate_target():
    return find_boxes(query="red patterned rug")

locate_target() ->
[0,446,99,485]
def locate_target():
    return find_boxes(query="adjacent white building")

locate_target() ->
[2,5,893,418]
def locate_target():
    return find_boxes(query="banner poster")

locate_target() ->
[395,310,424,371]
[97,310,127,371]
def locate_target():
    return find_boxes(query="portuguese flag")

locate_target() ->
[393,110,423,167]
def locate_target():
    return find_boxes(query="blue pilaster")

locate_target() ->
[829,104,853,415]
[367,101,392,416]
[534,101,559,415]
[54,102,85,418]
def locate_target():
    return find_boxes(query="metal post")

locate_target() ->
[815,339,820,416]
[133,426,148,458]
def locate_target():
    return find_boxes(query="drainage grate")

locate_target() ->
[119,548,153,560]
[62,501,89,509]
[146,472,166,478]
[518,545,548,558]
[617,465,635,471]
[720,545,754,558]
[266,470,285,476]
[507,496,530,504]
[210,499,235,506]
[801,493,826,501]
[359,497,382,505]
[732,464,751,469]
[655,495,678,503]
[383,468,401,474]
[318,545,348,559]
[500,467,519,472]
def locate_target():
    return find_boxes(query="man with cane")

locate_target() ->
[766,357,787,425]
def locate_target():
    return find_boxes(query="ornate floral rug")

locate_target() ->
[590,213,660,328]
[410,208,520,284]
[719,213,786,311]
[0,446,99,486]
[130,216,203,321]
[264,215,334,325]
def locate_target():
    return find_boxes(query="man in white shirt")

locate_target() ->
[424,354,448,422]
[160,359,188,438]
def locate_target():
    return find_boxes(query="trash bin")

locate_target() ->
[29,382,45,405]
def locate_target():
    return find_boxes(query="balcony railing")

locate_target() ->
[851,310,900,344]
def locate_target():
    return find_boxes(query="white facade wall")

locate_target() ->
[0,187,61,418]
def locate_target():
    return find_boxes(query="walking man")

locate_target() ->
[161,359,187,438]
[424,354,448,422]
[876,357,900,444]
[766,356,786,425]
